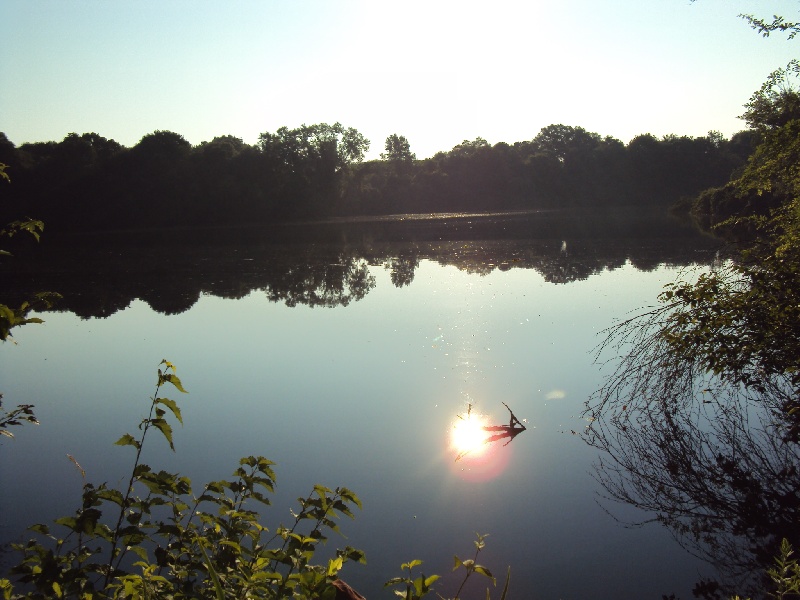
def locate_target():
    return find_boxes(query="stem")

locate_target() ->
[453,543,484,600]
[104,374,164,587]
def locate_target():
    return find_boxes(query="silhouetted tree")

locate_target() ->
[258,123,369,217]
[532,124,601,162]
[381,134,415,163]
[134,130,191,159]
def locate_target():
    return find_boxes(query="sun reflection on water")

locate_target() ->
[448,403,524,481]
[451,409,490,458]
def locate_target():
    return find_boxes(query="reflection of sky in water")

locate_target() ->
[0,260,712,599]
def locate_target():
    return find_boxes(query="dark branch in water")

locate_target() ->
[482,402,527,445]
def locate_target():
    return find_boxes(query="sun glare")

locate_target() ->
[451,411,490,458]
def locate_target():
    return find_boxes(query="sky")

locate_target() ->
[1,0,798,160]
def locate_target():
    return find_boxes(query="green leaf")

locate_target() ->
[498,566,511,600]
[54,517,77,530]
[29,523,49,535]
[162,373,188,394]
[314,484,333,497]
[156,397,183,424]
[413,572,438,597]
[339,486,363,510]
[218,539,242,553]
[150,418,175,451]
[128,545,149,561]
[195,536,225,600]
[250,571,283,582]
[338,546,367,565]
[115,433,141,449]
[327,556,343,576]
[133,463,152,477]
[473,564,495,582]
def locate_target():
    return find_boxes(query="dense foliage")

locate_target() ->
[678,60,800,422]
[584,52,800,599]
[0,123,751,233]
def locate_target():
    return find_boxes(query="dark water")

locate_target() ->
[0,210,729,598]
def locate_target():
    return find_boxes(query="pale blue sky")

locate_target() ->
[1,0,797,159]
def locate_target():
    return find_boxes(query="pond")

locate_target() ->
[0,210,725,599]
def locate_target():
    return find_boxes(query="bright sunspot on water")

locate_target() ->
[451,411,490,458]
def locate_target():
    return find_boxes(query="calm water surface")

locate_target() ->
[0,212,723,599]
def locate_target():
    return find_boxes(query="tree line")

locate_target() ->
[0,122,756,233]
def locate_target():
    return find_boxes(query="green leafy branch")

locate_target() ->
[106,359,188,584]
[384,559,440,600]
[740,13,800,40]
[384,533,509,600]
[451,533,509,600]
[0,395,38,440]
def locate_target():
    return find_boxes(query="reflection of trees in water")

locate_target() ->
[386,252,419,287]
[264,256,375,308]
[584,306,800,598]
[427,240,692,284]
[0,212,722,318]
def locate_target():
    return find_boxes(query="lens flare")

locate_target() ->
[451,411,490,458]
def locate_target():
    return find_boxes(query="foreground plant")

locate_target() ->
[2,360,365,599]
[385,533,509,600]
[0,395,38,440]
[730,538,800,600]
